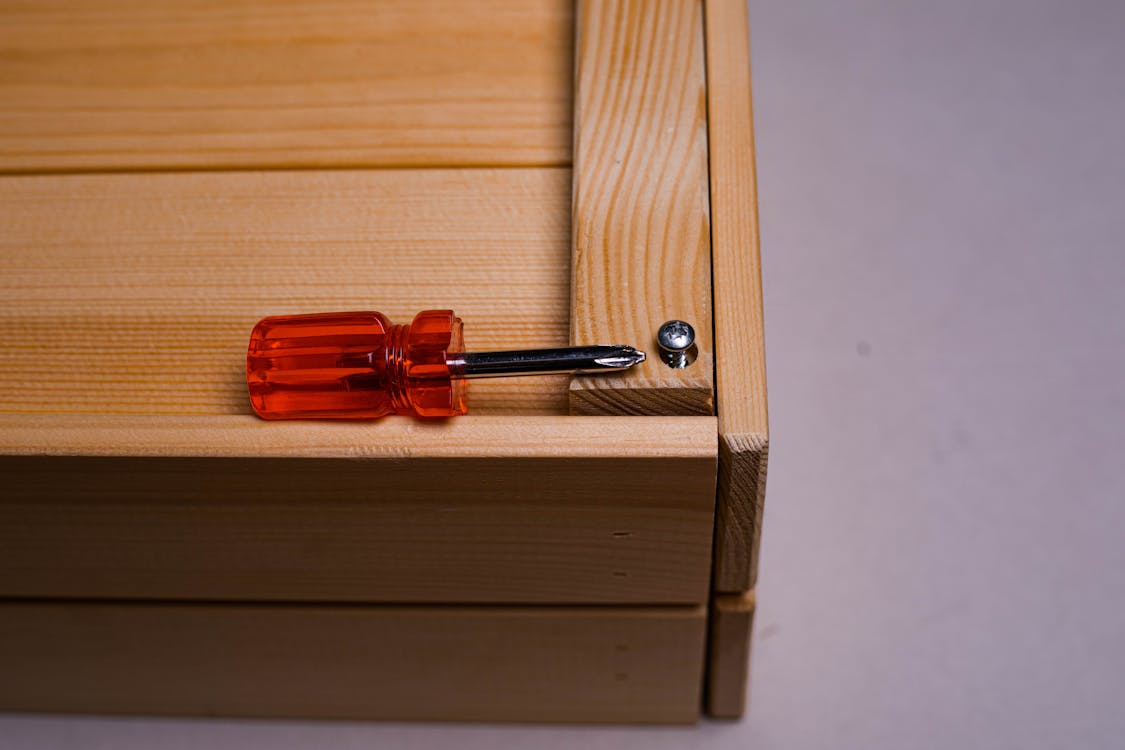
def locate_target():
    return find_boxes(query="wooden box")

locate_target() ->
[0,0,766,723]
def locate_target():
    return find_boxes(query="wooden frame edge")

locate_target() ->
[0,414,717,460]
[569,0,716,416]
[704,0,769,592]
[705,589,755,718]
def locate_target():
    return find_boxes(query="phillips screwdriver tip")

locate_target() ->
[592,345,646,370]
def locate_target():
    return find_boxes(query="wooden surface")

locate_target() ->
[705,589,755,719]
[0,0,770,723]
[0,0,573,172]
[0,168,571,416]
[0,600,707,723]
[0,415,717,604]
[704,0,770,592]
[0,413,713,459]
[569,0,714,416]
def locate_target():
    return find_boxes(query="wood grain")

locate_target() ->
[0,168,571,416]
[0,0,572,172]
[0,413,715,460]
[705,589,755,718]
[0,414,717,603]
[569,0,714,416]
[0,600,707,723]
[704,0,770,592]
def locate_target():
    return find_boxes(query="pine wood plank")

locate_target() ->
[569,0,714,416]
[704,0,770,592]
[0,168,571,417]
[0,600,707,723]
[0,413,714,460]
[0,0,572,172]
[705,589,755,718]
[0,414,717,603]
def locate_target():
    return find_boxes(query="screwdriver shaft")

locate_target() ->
[447,345,646,379]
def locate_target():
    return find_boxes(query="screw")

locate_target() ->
[656,320,698,368]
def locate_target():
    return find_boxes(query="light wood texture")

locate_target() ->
[0,166,720,604]
[0,413,714,460]
[705,589,755,718]
[0,600,707,723]
[569,0,714,416]
[0,168,571,416]
[704,0,770,592]
[0,414,717,603]
[0,0,573,172]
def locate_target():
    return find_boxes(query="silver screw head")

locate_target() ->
[657,320,695,352]
[656,320,698,368]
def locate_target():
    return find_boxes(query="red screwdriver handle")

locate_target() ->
[246,309,467,419]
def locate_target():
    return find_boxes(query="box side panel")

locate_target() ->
[0,418,717,604]
[0,601,706,723]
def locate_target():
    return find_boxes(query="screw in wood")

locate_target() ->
[656,320,698,368]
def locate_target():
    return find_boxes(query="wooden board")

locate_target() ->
[0,0,573,172]
[0,600,707,723]
[705,589,755,718]
[704,0,770,592]
[569,0,714,416]
[0,414,717,604]
[0,168,571,417]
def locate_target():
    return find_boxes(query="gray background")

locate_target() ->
[3,0,1124,747]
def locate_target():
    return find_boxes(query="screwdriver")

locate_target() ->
[246,309,646,419]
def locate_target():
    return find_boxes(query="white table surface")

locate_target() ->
[3,1,1124,747]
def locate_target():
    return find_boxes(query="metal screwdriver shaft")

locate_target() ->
[448,345,645,378]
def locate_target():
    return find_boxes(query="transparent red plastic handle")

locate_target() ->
[246,309,467,419]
